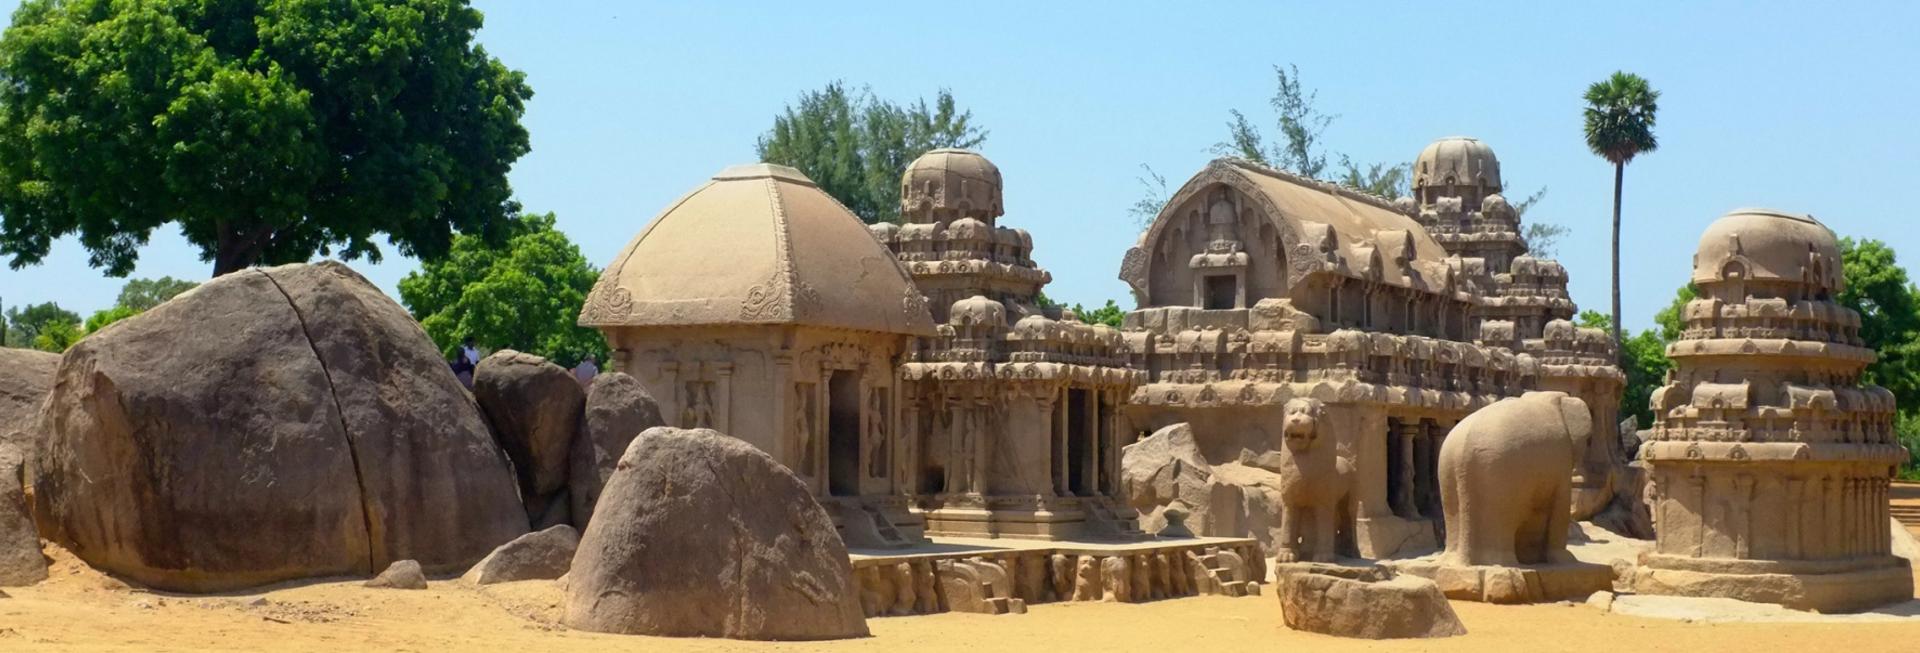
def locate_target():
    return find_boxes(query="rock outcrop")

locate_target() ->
[32,262,527,592]
[564,427,868,640]
[1121,422,1287,551]
[0,348,57,465]
[1275,563,1465,639]
[366,560,427,590]
[474,350,586,528]
[463,524,578,585]
[1,447,45,586]
[568,373,664,528]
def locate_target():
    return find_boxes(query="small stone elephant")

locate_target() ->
[1437,391,1591,567]
[1273,398,1353,563]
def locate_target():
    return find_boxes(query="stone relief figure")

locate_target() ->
[1437,391,1589,566]
[1273,398,1353,563]
[866,390,889,479]
[792,383,816,474]
[681,381,715,428]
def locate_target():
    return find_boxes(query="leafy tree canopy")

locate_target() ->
[1069,300,1127,329]
[757,82,986,224]
[115,276,200,311]
[32,318,79,352]
[1583,71,1661,165]
[83,304,140,334]
[398,212,605,368]
[4,300,77,346]
[0,0,533,276]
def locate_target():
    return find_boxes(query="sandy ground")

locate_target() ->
[4,539,1920,653]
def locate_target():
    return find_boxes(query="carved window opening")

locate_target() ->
[827,371,862,496]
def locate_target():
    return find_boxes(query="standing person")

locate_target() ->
[450,352,475,389]
[573,353,599,388]
[461,336,482,368]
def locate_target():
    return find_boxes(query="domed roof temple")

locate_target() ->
[1633,209,1911,611]
[580,163,938,545]
[873,148,1146,540]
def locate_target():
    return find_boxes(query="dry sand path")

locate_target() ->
[4,541,1919,652]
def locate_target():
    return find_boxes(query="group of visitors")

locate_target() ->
[447,336,600,389]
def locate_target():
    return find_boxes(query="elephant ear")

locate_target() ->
[1557,395,1594,443]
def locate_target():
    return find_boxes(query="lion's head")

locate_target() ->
[1282,397,1323,448]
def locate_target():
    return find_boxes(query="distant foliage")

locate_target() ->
[3,301,78,347]
[399,212,606,368]
[757,82,987,224]
[1069,300,1127,329]
[116,277,199,311]
[31,319,79,352]
[83,305,140,334]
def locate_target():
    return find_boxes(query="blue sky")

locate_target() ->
[2,1,1916,334]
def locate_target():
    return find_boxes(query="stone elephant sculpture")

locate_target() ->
[1437,391,1591,567]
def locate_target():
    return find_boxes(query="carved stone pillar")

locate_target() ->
[1390,419,1419,519]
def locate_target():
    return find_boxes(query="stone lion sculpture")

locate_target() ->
[1273,397,1353,563]
[1437,391,1590,567]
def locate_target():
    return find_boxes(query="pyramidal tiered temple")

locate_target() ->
[1405,137,1625,518]
[1632,208,1910,611]
[871,149,1145,540]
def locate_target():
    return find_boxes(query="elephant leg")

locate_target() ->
[1438,450,1469,565]
[1463,478,1522,567]
[1544,480,1576,563]
[1311,503,1338,563]
[1275,504,1300,562]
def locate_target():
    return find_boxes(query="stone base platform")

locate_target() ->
[1274,562,1466,639]
[1633,554,1914,613]
[1385,559,1613,604]
[847,535,1264,617]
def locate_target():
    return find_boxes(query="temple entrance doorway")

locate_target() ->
[828,371,861,496]
[1067,388,1092,495]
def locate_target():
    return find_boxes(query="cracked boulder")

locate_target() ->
[31,262,527,592]
[0,347,58,466]
[564,427,867,640]
[474,350,584,528]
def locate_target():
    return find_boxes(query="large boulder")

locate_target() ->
[564,427,868,641]
[568,372,664,528]
[32,262,527,592]
[1275,563,1465,639]
[474,350,584,528]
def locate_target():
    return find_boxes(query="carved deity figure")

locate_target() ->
[681,381,714,428]
[792,383,816,475]
[866,390,889,479]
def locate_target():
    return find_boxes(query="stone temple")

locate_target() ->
[1632,208,1911,611]
[1116,137,1619,558]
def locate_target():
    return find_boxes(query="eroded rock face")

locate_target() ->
[1275,563,1464,639]
[0,448,46,586]
[0,348,58,465]
[32,262,526,592]
[568,373,664,528]
[564,427,867,641]
[463,524,578,585]
[474,350,585,527]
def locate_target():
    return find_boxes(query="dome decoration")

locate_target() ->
[1482,193,1512,217]
[1413,136,1502,194]
[1691,208,1842,290]
[948,295,1006,328]
[900,148,1003,221]
[580,163,936,336]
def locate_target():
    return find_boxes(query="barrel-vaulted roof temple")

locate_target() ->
[577,136,1906,616]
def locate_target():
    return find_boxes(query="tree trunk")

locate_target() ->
[1610,161,1624,346]
[211,225,269,277]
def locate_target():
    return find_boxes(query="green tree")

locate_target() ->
[4,301,78,346]
[399,212,605,368]
[32,319,79,352]
[757,82,986,224]
[83,305,141,334]
[115,277,200,311]
[1582,71,1661,345]
[1069,300,1127,329]
[0,0,532,277]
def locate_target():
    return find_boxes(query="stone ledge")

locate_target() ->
[1385,559,1613,604]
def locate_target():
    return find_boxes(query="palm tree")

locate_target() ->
[1583,72,1660,346]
